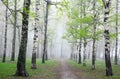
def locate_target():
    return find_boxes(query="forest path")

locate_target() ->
[58,60,89,79]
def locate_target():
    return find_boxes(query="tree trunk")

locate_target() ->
[78,0,83,64]
[114,0,118,65]
[78,41,82,64]
[11,0,17,61]
[31,0,40,69]
[36,45,40,58]
[15,0,31,77]
[102,0,113,76]
[42,0,49,63]
[83,1,87,66]
[50,40,53,58]
[92,0,96,70]
[2,0,8,63]
[83,39,87,66]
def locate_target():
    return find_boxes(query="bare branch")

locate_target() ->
[1,0,14,15]
[102,0,106,8]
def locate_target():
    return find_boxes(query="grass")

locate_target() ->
[68,60,120,79]
[1,58,120,79]
[0,58,59,79]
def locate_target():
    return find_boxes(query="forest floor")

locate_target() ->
[0,59,120,79]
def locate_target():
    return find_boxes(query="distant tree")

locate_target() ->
[78,40,82,64]
[78,0,83,64]
[83,38,87,66]
[102,0,113,76]
[114,0,118,65]
[2,0,8,62]
[42,0,49,63]
[91,0,96,70]
[83,1,87,67]
[15,0,31,77]
[11,0,17,61]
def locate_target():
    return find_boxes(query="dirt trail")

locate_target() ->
[59,60,78,79]
[57,60,91,79]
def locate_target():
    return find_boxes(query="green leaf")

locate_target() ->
[98,0,103,6]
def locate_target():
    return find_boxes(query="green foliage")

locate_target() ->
[29,11,36,18]
[55,0,69,16]
[60,0,69,10]
[3,0,8,5]
[77,26,91,38]
[98,0,103,6]
[95,29,104,40]
[62,0,108,43]
[82,15,93,24]
[109,14,120,24]
[109,32,120,41]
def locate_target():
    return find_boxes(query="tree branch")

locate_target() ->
[102,0,106,8]
[1,0,14,15]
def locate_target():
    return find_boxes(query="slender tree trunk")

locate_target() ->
[15,0,31,77]
[78,41,82,64]
[83,39,87,66]
[61,40,63,58]
[2,0,8,63]
[42,0,49,63]
[92,0,96,70]
[114,0,118,65]
[50,40,53,58]
[102,0,113,76]
[45,51,48,60]
[31,0,40,69]
[71,44,73,60]
[78,0,83,64]
[82,1,87,66]
[11,0,17,61]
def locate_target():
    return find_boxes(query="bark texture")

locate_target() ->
[83,39,87,66]
[15,0,31,77]
[42,0,49,63]
[92,0,96,70]
[2,0,8,63]
[114,0,118,65]
[102,0,113,76]
[78,41,82,64]
[31,0,40,69]
[11,0,17,61]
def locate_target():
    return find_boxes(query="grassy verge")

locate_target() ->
[0,59,59,79]
[68,60,120,79]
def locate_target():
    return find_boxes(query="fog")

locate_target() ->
[26,1,71,59]
[1,0,118,61]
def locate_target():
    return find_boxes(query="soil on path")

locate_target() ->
[57,60,90,79]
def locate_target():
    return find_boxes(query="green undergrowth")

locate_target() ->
[68,60,120,79]
[0,58,59,79]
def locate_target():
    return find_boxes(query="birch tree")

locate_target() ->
[102,0,113,76]
[91,0,96,70]
[31,0,40,69]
